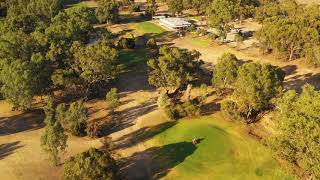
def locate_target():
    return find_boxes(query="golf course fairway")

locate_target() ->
[145,115,295,180]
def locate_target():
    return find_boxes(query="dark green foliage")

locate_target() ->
[2,14,39,33]
[0,21,51,110]
[213,53,240,88]
[62,148,117,180]
[255,3,320,63]
[232,62,285,118]
[146,38,157,49]
[157,92,171,109]
[187,24,197,32]
[41,96,68,166]
[255,1,284,23]
[165,101,200,120]
[221,62,285,120]
[221,100,241,120]
[145,0,157,17]
[147,46,204,89]
[45,7,96,63]
[130,3,141,12]
[116,37,135,49]
[56,101,88,136]
[51,69,84,96]
[71,40,119,87]
[6,0,63,21]
[96,0,119,24]
[168,0,183,16]
[270,84,320,178]
[191,0,211,15]
[206,0,236,41]
[105,88,120,114]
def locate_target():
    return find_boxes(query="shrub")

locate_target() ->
[146,38,157,49]
[165,101,200,120]
[106,88,120,114]
[221,100,241,120]
[56,101,88,136]
[130,4,141,12]
[117,37,135,49]
[157,92,171,109]
[62,148,117,180]
[187,24,197,32]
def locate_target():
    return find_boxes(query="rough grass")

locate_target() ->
[146,115,296,180]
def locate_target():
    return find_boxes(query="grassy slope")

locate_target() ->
[146,115,295,180]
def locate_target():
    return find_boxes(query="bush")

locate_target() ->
[157,92,171,109]
[165,101,200,120]
[187,24,197,32]
[146,38,157,49]
[117,37,135,49]
[106,88,120,114]
[62,148,117,180]
[56,101,88,136]
[130,4,141,12]
[221,100,241,120]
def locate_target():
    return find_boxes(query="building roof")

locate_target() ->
[160,18,191,28]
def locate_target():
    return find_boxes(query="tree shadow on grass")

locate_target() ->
[0,109,44,136]
[119,141,197,180]
[0,141,24,160]
[113,121,177,150]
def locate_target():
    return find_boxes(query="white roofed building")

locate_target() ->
[159,18,191,31]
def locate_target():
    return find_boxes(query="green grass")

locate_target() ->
[66,0,97,9]
[134,21,166,35]
[118,49,150,71]
[146,116,295,180]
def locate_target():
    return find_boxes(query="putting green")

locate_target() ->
[146,116,295,180]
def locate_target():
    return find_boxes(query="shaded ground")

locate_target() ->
[0,141,24,160]
[0,109,44,136]
[119,141,196,180]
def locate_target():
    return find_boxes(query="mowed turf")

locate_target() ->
[146,115,295,180]
[133,21,166,35]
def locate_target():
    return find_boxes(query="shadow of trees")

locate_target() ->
[113,121,177,150]
[101,98,157,136]
[284,72,320,92]
[0,141,24,160]
[118,141,197,180]
[0,109,44,136]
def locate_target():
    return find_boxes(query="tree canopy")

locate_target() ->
[255,2,320,64]
[71,40,119,87]
[213,53,240,88]
[271,84,320,179]
[222,61,285,120]
[147,45,204,89]
[62,148,117,180]
[41,96,68,166]
[96,0,119,24]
